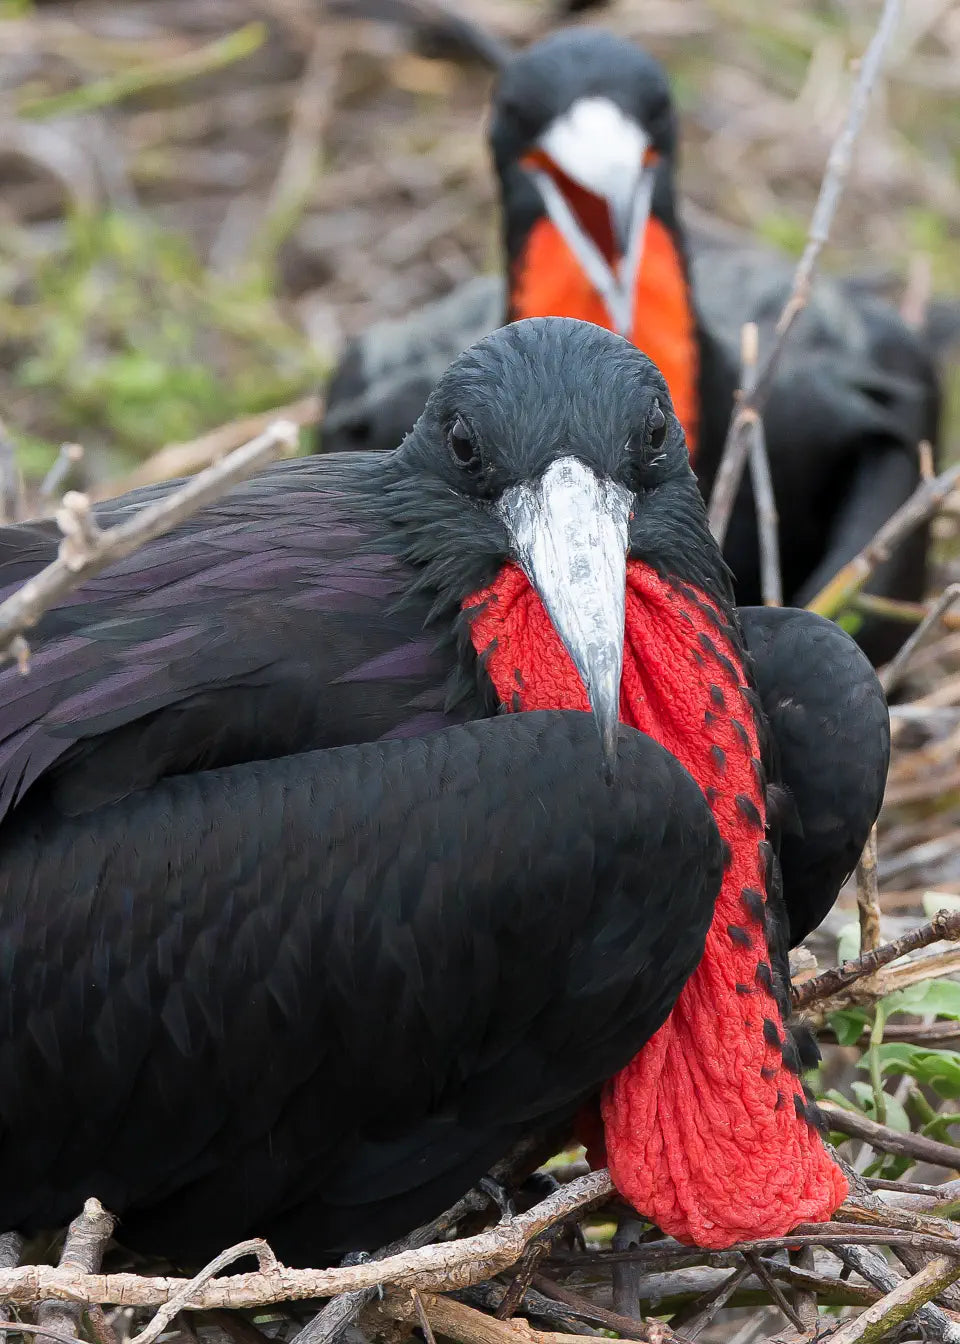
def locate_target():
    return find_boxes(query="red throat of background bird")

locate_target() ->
[464,563,846,1248]
[508,218,700,459]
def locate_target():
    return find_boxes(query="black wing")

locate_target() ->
[0,456,461,827]
[740,606,890,946]
[0,711,721,1263]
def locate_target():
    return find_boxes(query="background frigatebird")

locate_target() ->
[320,8,948,666]
[0,319,879,1263]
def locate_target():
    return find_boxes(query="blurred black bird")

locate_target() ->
[322,6,950,665]
[0,319,879,1262]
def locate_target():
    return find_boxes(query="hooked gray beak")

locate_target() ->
[498,457,632,777]
[522,97,656,338]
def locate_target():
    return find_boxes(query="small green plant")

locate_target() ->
[0,211,324,472]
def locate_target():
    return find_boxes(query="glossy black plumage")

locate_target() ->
[0,320,886,1262]
[739,607,890,946]
[0,711,721,1261]
[319,20,946,666]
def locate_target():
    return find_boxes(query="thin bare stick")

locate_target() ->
[0,1325,103,1344]
[0,1171,614,1309]
[825,1257,960,1344]
[37,1199,115,1344]
[747,414,782,607]
[40,444,85,505]
[742,1254,803,1331]
[0,1235,23,1330]
[133,1242,279,1344]
[683,1264,752,1340]
[881,584,960,695]
[412,1291,439,1344]
[531,1275,669,1340]
[789,1247,818,1336]
[496,1239,552,1321]
[0,420,298,666]
[707,0,902,545]
[382,1290,679,1344]
[288,1130,562,1344]
[89,396,320,501]
[852,592,960,630]
[857,827,882,955]
[821,1102,960,1171]
[0,420,24,525]
[793,908,960,1008]
[834,1246,960,1344]
[806,462,960,620]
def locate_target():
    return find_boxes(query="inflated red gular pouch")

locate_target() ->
[465,561,846,1249]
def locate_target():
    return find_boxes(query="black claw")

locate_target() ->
[479,1174,516,1220]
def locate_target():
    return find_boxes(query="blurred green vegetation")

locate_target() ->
[0,212,322,479]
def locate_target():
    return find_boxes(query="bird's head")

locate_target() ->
[490,30,680,340]
[383,317,726,772]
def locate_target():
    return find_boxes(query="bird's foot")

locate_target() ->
[340,1249,383,1299]
[478,1175,516,1222]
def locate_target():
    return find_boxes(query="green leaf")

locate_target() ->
[836,921,861,966]
[828,1008,870,1046]
[848,1081,912,1133]
[923,892,960,919]
[871,1043,960,1100]
[880,980,960,1022]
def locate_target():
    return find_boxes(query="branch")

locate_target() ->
[38,1199,115,1344]
[822,1103,960,1171]
[0,1235,23,1329]
[379,1290,677,1344]
[825,1257,960,1344]
[880,583,960,695]
[856,827,881,955]
[287,1129,563,1344]
[805,462,960,620]
[0,419,299,666]
[133,1242,279,1344]
[792,908,960,1008]
[834,1246,960,1344]
[89,397,321,502]
[707,0,902,546]
[0,1172,614,1310]
[747,412,781,607]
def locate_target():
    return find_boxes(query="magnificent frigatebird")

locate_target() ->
[320,16,944,665]
[0,320,868,1263]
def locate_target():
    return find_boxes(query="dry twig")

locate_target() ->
[825,1256,960,1344]
[835,1245,960,1344]
[857,826,882,955]
[792,908,960,1008]
[0,1172,614,1309]
[0,419,299,665]
[822,1103,960,1171]
[380,1290,679,1344]
[89,398,320,502]
[37,1200,115,1344]
[707,0,903,546]
[806,462,960,620]
[881,583,960,695]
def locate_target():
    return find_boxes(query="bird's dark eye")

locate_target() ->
[648,399,667,453]
[448,416,481,469]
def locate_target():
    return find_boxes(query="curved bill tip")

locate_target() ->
[498,456,631,781]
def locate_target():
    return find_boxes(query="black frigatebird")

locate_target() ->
[0,320,871,1264]
[321,16,944,666]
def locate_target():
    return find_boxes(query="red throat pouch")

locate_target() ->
[464,563,846,1248]
[509,218,700,459]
